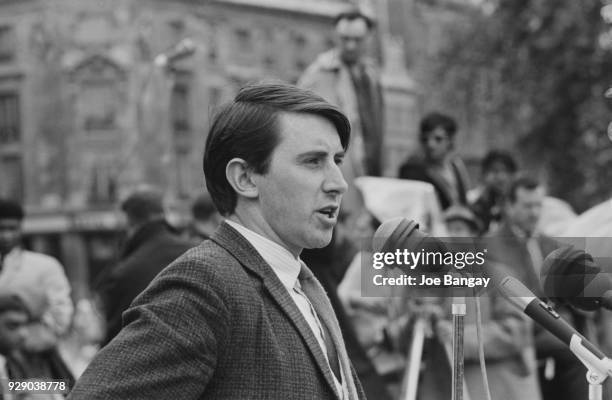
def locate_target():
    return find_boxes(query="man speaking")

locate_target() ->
[68,82,365,400]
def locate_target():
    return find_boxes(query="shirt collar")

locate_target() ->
[225,220,301,289]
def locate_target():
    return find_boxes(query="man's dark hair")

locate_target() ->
[0,198,24,221]
[203,81,351,216]
[334,9,375,30]
[419,112,457,141]
[507,175,541,204]
[120,186,165,224]
[481,150,518,174]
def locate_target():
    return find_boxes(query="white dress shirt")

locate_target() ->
[225,220,346,398]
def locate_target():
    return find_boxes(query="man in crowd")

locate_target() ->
[299,8,384,227]
[398,112,471,210]
[487,176,593,400]
[0,199,73,378]
[68,82,365,399]
[469,149,518,234]
[95,186,193,345]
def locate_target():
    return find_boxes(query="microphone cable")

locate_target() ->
[475,293,492,400]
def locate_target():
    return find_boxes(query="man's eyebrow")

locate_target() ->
[296,150,345,159]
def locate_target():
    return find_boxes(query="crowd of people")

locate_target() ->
[0,6,610,400]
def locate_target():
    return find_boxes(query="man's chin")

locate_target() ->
[304,233,334,249]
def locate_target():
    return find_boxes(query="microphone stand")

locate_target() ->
[451,296,466,400]
[567,335,612,400]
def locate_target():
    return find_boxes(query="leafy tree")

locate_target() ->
[431,0,612,211]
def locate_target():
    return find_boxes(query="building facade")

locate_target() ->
[0,0,420,298]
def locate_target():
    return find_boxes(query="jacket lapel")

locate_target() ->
[211,223,341,397]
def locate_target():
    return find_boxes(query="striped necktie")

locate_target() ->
[295,266,342,382]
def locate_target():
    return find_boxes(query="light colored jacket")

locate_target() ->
[0,248,74,351]
[299,49,384,217]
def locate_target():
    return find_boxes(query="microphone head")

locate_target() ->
[372,218,412,253]
[541,246,600,310]
[498,276,536,310]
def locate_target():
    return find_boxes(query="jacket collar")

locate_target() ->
[211,222,343,398]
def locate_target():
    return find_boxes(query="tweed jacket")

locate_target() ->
[68,222,365,399]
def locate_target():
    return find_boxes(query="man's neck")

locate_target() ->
[227,212,301,258]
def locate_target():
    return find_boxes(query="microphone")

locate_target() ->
[541,246,612,311]
[373,218,450,269]
[154,38,196,67]
[499,276,612,376]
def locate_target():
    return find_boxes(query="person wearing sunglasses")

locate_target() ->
[398,112,471,210]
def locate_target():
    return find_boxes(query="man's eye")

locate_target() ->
[305,158,322,166]
[335,157,344,166]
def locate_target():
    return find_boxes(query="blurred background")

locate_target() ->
[1,0,612,302]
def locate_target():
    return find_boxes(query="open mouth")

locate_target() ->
[317,206,338,219]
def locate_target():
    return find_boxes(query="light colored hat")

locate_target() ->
[354,177,445,234]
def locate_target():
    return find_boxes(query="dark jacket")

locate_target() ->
[96,220,193,345]
[398,155,471,209]
[69,222,366,399]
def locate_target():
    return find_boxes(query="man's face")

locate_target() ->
[0,310,28,354]
[422,127,452,163]
[484,162,514,194]
[252,112,348,255]
[0,218,21,256]
[506,186,544,235]
[336,18,370,66]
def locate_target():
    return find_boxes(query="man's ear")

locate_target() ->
[226,158,258,199]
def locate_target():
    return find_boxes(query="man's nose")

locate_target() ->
[323,164,348,195]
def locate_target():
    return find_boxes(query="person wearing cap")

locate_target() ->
[94,186,193,345]
[398,112,471,210]
[0,199,73,365]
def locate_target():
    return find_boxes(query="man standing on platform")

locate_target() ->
[300,8,385,223]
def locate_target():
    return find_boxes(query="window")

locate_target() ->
[0,92,20,145]
[80,84,117,131]
[89,163,116,205]
[0,26,15,62]
[171,82,191,132]
[208,87,221,110]
[175,152,191,199]
[0,155,23,202]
